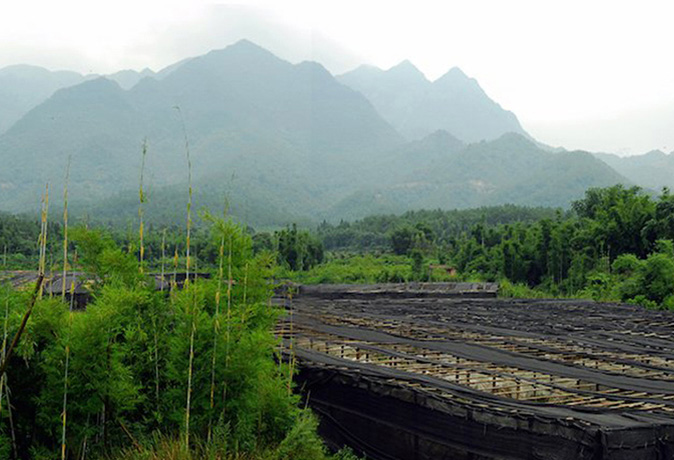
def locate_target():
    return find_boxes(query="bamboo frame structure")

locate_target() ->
[277,283,674,460]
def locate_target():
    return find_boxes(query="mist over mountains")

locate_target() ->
[594,150,674,191]
[0,39,660,226]
[0,65,168,135]
[0,65,86,134]
[338,61,527,142]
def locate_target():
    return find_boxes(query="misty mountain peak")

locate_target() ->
[424,129,464,145]
[494,132,535,146]
[0,64,50,77]
[339,57,526,143]
[446,66,468,78]
[53,76,121,97]
[433,66,476,88]
[643,149,667,158]
[414,129,465,153]
[387,59,427,82]
[296,60,332,77]
[166,39,289,85]
[47,77,126,108]
[0,64,83,81]
[204,39,279,64]
[231,38,261,48]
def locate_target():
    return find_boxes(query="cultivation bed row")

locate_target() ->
[278,284,674,460]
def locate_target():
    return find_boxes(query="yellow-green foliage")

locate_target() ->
[497,279,562,299]
[281,253,463,285]
[282,254,413,284]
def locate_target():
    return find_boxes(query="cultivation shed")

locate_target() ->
[278,283,674,460]
[150,271,212,291]
[0,270,212,308]
[0,270,92,308]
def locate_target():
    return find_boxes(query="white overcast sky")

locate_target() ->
[1,0,673,155]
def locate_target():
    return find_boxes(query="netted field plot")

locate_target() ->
[278,283,674,460]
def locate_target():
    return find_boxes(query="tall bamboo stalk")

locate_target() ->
[39,184,50,294]
[160,230,166,292]
[3,377,17,458]
[61,303,72,460]
[138,140,147,274]
[227,235,233,318]
[0,297,15,455]
[172,246,179,294]
[287,289,295,396]
[242,262,249,307]
[207,235,225,441]
[154,230,166,411]
[61,158,73,460]
[176,106,196,450]
[222,234,233,414]
[61,157,71,300]
[184,318,196,448]
[0,296,9,415]
[174,106,193,282]
[240,262,249,324]
[153,317,160,413]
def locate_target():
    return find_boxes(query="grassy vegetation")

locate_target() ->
[108,414,360,460]
[279,253,414,284]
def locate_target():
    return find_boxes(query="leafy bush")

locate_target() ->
[0,219,333,459]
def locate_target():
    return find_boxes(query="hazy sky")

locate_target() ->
[1,0,673,154]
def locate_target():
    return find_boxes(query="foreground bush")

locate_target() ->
[0,219,332,459]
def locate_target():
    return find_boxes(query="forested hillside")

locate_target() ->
[0,65,86,134]
[0,40,401,218]
[324,133,629,220]
[595,150,674,190]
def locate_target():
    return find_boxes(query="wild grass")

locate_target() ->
[283,252,463,285]
[108,413,359,460]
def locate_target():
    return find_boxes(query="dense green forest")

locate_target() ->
[313,204,560,252]
[0,212,323,275]
[293,185,674,309]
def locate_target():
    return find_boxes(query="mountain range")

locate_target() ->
[0,65,172,135]
[594,150,674,191]
[0,39,660,227]
[338,61,527,142]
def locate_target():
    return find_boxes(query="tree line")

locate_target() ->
[0,215,324,274]
[360,186,674,308]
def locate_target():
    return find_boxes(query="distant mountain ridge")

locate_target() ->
[338,61,527,143]
[0,65,87,134]
[0,60,191,135]
[0,40,631,226]
[326,133,630,220]
[594,150,674,191]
